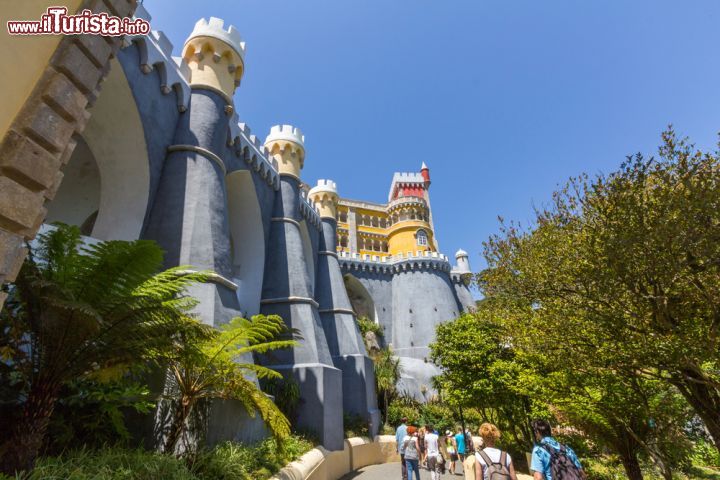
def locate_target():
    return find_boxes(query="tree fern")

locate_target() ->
[0,224,211,475]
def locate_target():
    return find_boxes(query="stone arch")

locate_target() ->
[45,57,150,241]
[226,170,266,316]
[343,274,378,324]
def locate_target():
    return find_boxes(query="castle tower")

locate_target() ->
[452,249,476,312]
[454,249,471,274]
[143,18,264,447]
[309,180,380,436]
[386,166,435,257]
[259,127,344,450]
[144,17,246,322]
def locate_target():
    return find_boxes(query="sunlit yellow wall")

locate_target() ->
[387,221,435,256]
[0,1,83,139]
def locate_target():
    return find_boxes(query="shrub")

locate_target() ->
[15,447,196,480]
[191,435,313,479]
[693,439,720,468]
[344,413,370,438]
[387,402,421,427]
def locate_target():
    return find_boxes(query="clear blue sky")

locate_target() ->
[145,0,720,285]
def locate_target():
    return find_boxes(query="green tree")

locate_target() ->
[162,315,296,454]
[479,129,718,476]
[0,224,210,475]
[430,311,535,450]
[373,347,402,424]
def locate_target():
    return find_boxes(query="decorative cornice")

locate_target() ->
[175,269,238,291]
[318,307,355,315]
[168,144,226,175]
[337,251,452,276]
[271,217,301,228]
[319,251,339,258]
[261,296,319,309]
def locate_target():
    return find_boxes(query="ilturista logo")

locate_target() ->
[7,7,150,36]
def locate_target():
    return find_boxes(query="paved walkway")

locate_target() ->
[339,462,465,480]
[339,462,534,480]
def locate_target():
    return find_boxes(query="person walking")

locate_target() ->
[425,424,441,480]
[419,426,427,468]
[530,419,586,480]
[474,423,517,480]
[445,430,459,475]
[403,426,422,480]
[454,427,467,462]
[396,417,408,480]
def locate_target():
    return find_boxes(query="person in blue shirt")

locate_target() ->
[396,417,408,480]
[530,419,586,480]
[453,427,467,460]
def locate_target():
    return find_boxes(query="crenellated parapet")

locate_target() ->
[227,115,280,190]
[122,5,191,112]
[338,250,452,275]
[299,190,322,229]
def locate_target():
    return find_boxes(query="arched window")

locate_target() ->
[416,229,428,247]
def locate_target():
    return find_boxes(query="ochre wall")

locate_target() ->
[0,1,84,140]
[387,221,434,256]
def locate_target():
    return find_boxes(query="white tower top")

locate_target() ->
[186,17,246,63]
[309,179,338,197]
[265,124,305,147]
[455,249,468,258]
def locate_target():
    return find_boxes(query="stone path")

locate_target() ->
[338,461,534,480]
[339,462,463,480]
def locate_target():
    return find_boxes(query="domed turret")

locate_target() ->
[454,248,471,274]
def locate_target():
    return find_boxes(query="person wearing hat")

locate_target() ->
[445,430,459,475]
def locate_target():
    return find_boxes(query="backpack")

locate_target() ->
[477,449,512,480]
[404,437,419,460]
[542,443,583,480]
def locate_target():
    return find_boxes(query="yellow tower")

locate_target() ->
[263,125,305,179]
[182,17,245,105]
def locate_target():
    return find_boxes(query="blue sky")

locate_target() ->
[145,0,720,287]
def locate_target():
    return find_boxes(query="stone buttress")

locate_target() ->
[259,127,344,450]
[309,180,381,437]
[142,18,265,447]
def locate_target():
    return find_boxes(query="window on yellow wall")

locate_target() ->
[416,229,428,247]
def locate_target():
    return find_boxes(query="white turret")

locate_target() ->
[454,248,471,274]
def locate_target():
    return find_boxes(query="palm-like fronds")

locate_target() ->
[163,315,296,453]
[0,224,211,474]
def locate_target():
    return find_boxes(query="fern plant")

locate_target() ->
[0,224,211,475]
[162,315,297,454]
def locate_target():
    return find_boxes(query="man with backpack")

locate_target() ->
[530,419,586,480]
[474,423,517,480]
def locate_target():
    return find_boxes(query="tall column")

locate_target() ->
[309,180,381,436]
[143,17,262,446]
[259,126,343,450]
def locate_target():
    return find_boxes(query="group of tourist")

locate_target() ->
[395,417,587,480]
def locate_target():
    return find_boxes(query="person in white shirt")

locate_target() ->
[474,423,518,480]
[424,424,441,480]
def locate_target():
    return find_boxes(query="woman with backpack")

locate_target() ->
[474,423,518,480]
[402,426,422,480]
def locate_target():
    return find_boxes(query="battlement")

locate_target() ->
[299,189,322,229]
[265,124,305,148]
[338,250,452,275]
[186,17,246,63]
[122,4,191,112]
[309,179,338,196]
[388,172,426,201]
[227,114,280,190]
